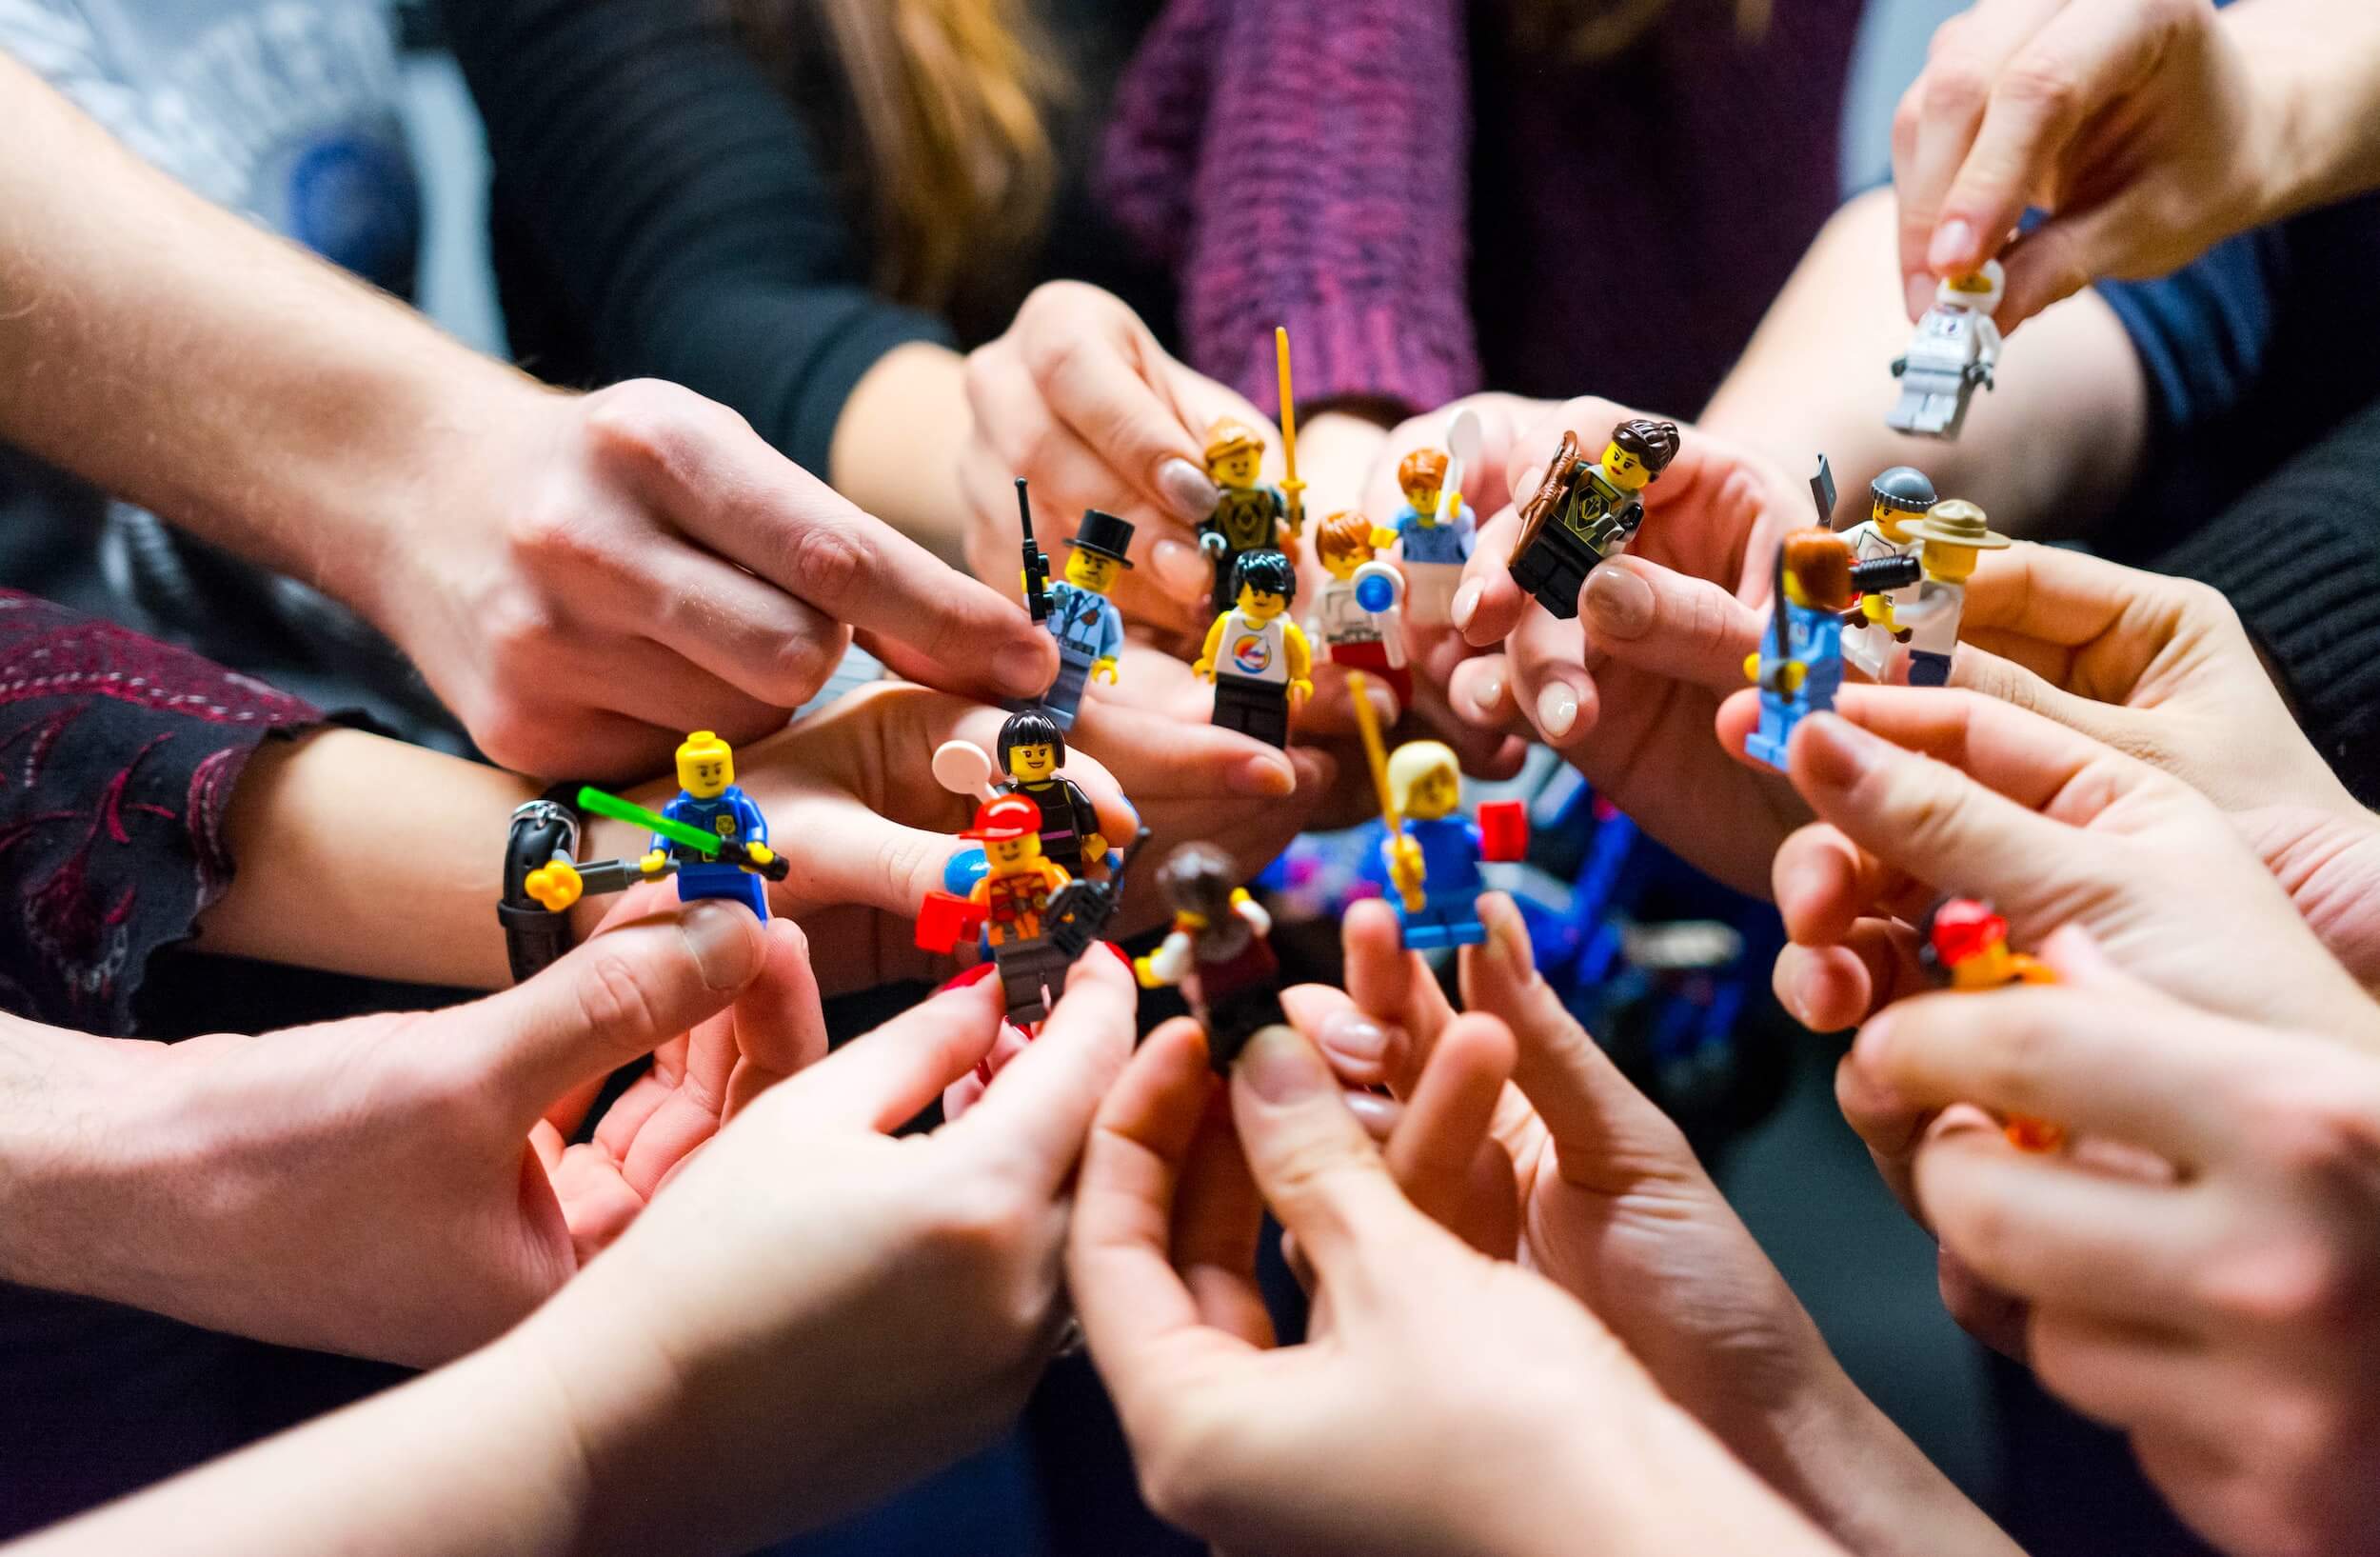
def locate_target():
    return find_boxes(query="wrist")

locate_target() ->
[0,1023,181,1298]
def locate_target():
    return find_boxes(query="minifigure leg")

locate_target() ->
[1511,544,1585,620]
[995,944,1058,1028]
[1744,694,1799,770]
[1841,623,1889,682]
[1906,649,1952,688]
[680,867,770,919]
[1042,658,1090,729]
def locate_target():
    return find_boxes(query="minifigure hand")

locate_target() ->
[1191,658,1216,682]
[640,849,669,877]
[1860,594,1892,625]
[1889,355,1908,377]
[1083,832,1109,864]
[526,858,584,912]
[6,904,829,1368]
[1388,836,1426,896]
[959,280,1279,632]
[1854,928,2380,1557]
[1716,697,2380,1057]
[1891,0,2307,332]
[1067,1019,1839,1557]
[744,843,775,868]
[1288,676,1314,708]
[383,379,1056,781]
[1092,655,1121,686]
[1199,530,1229,558]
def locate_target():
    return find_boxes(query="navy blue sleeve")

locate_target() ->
[2092,227,2288,439]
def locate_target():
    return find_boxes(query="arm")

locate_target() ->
[1283,622,1315,697]
[1699,189,2149,540]
[1195,613,1231,679]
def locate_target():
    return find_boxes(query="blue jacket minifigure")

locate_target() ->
[1041,510,1134,729]
[1378,740,1528,950]
[643,730,774,918]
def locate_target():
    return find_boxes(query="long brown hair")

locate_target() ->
[730,0,1059,310]
[1514,0,1772,61]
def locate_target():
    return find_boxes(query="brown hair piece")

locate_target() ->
[1612,418,1682,475]
[1781,529,1854,611]
[1397,448,1450,495]
[1317,511,1378,566]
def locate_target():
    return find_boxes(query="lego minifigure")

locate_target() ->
[1377,740,1527,950]
[1837,465,1936,682]
[1387,447,1474,627]
[1040,509,1134,729]
[1888,262,2004,441]
[919,794,1075,1028]
[992,708,1109,876]
[1195,549,1313,750]
[637,730,778,918]
[1308,510,1411,708]
[1508,418,1681,619]
[1135,841,1286,1071]
[1893,499,2011,688]
[1743,530,1857,773]
[1199,417,1302,612]
[1920,896,2063,1152]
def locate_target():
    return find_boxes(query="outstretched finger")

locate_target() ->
[950,945,1139,1195]
[759,975,1005,1135]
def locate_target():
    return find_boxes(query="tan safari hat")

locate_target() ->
[1904,499,2011,550]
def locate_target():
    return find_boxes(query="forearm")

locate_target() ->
[0,1018,157,1298]
[1700,189,2149,540]
[0,55,543,623]
[1522,1401,1850,1557]
[2239,0,2380,221]
[830,342,972,561]
[10,1340,587,1557]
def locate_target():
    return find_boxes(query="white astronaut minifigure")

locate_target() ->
[1837,465,1935,681]
[1887,262,2004,441]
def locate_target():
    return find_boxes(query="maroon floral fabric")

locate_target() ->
[0,591,320,1033]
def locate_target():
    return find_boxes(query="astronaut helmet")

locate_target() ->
[1935,259,2006,312]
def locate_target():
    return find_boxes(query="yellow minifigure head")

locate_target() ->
[965,795,1046,875]
[1064,549,1120,592]
[1228,549,1298,623]
[1061,509,1135,596]
[675,730,735,797]
[1904,499,2011,586]
[1316,511,1377,581]
[1867,466,1936,542]
[1777,529,1855,612]
[1388,740,1461,822]
[1398,448,1449,520]
[1204,418,1265,489]
[1937,260,2007,310]
[997,709,1065,784]
[1597,417,1682,494]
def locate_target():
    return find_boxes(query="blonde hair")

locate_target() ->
[1514,0,1770,61]
[1387,740,1459,812]
[731,0,1058,309]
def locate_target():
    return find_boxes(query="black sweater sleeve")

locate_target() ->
[438,0,953,476]
[2152,394,2380,808]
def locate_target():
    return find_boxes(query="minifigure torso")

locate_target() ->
[1899,577,1965,659]
[1046,580,1123,663]
[1208,487,1285,554]
[1312,574,1384,648]
[979,861,1068,945]
[1216,607,1290,684]
[661,788,764,859]
[1394,814,1486,900]
[1002,776,1099,868]
[1555,465,1640,557]
[1393,500,1472,565]
[1842,521,1921,610]
[1908,304,1989,374]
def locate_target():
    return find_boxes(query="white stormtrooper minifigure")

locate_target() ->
[1837,465,1935,681]
[1887,261,2004,441]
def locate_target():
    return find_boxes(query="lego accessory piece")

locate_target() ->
[1347,670,1424,912]
[1061,509,1138,568]
[578,785,728,859]
[1919,896,2064,1152]
[1898,500,2012,552]
[1274,325,1306,529]
[932,739,1001,803]
[1017,477,1051,623]
[1809,453,1837,525]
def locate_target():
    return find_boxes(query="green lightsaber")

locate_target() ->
[576,786,724,855]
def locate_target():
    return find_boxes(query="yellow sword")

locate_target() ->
[1275,325,1305,535]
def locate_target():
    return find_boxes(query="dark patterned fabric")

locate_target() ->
[0,591,322,1034]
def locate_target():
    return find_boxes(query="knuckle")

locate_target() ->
[783,521,867,604]
[569,946,667,1043]
[1998,49,2082,119]
[1921,60,1992,122]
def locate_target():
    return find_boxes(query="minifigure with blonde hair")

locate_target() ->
[1199,416,1301,611]
[1377,739,1526,950]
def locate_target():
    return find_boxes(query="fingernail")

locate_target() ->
[1317,1012,1391,1066]
[1467,672,1504,722]
[1239,1025,1328,1102]
[1228,751,1297,797]
[995,638,1054,696]
[680,901,757,990]
[1581,566,1653,638]
[1158,457,1220,521]
[934,962,1000,994]
[1451,580,1482,631]
[1904,273,1935,322]
[1484,901,1532,973]
[1150,537,1211,599]
[1343,1089,1401,1139]
[1797,712,1884,791]
[1363,684,1401,728]
[1929,220,1975,274]
[1536,681,1579,741]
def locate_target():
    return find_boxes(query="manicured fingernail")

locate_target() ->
[1451,580,1482,631]
[1468,672,1504,721]
[1536,682,1578,740]
[995,639,1054,695]
[681,901,757,990]
[1904,273,1934,322]
[1150,537,1214,602]
[1929,220,1975,274]
[1582,566,1653,638]
[1344,1089,1400,1139]
[1484,902,1532,972]
[1158,457,1220,521]
[1317,1012,1391,1066]
[1239,1025,1328,1102]
[935,962,1000,994]
[1796,712,1884,791]
[1229,750,1298,797]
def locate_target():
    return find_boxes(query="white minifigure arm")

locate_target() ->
[1894,585,1956,629]
[1141,930,1193,987]
[1976,318,2003,374]
[1229,888,1273,938]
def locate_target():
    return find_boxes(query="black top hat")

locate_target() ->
[1869,466,1938,512]
[1062,509,1137,567]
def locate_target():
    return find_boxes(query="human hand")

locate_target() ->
[959,281,1279,637]
[1893,0,2266,330]
[513,948,1139,1553]
[1853,929,2380,1557]
[1444,397,1808,893]
[383,378,1056,779]
[1067,1017,1844,1557]
[5,903,821,1367]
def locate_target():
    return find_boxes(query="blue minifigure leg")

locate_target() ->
[1744,692,1798,771]
[1398,898,1486,950]
[1042,656,1089,729]
[1906,649,1951,688]
[680,866,770,919]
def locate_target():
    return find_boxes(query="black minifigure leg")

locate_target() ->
[1202,989,1290,1071]
[1510,542,1586,620]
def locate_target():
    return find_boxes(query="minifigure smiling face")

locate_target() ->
[1389,740,1463,822]
[675,730,735,797]
[1235,581,1288,622]
[1204,419,1265,489]
[1065,549,1121,593]
[1007,741,1059,782]
[1872,498,1915,542]
[986,830,1044,871]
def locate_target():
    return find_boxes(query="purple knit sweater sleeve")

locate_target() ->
[1101,0,1479,419]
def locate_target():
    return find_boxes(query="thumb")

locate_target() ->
[474,901,764,1123]
[1229,1025,1424,1294]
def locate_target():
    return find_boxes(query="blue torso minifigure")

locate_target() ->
[1043,579,1125,729]
[1392,500,1473,566]
[1387,814,1486,950]
[1745,602,1843,772]
[662,786,770,918]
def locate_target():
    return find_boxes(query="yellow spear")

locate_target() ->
[1275,324,1305,536]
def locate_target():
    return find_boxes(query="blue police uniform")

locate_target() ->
[660,787,771,917]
